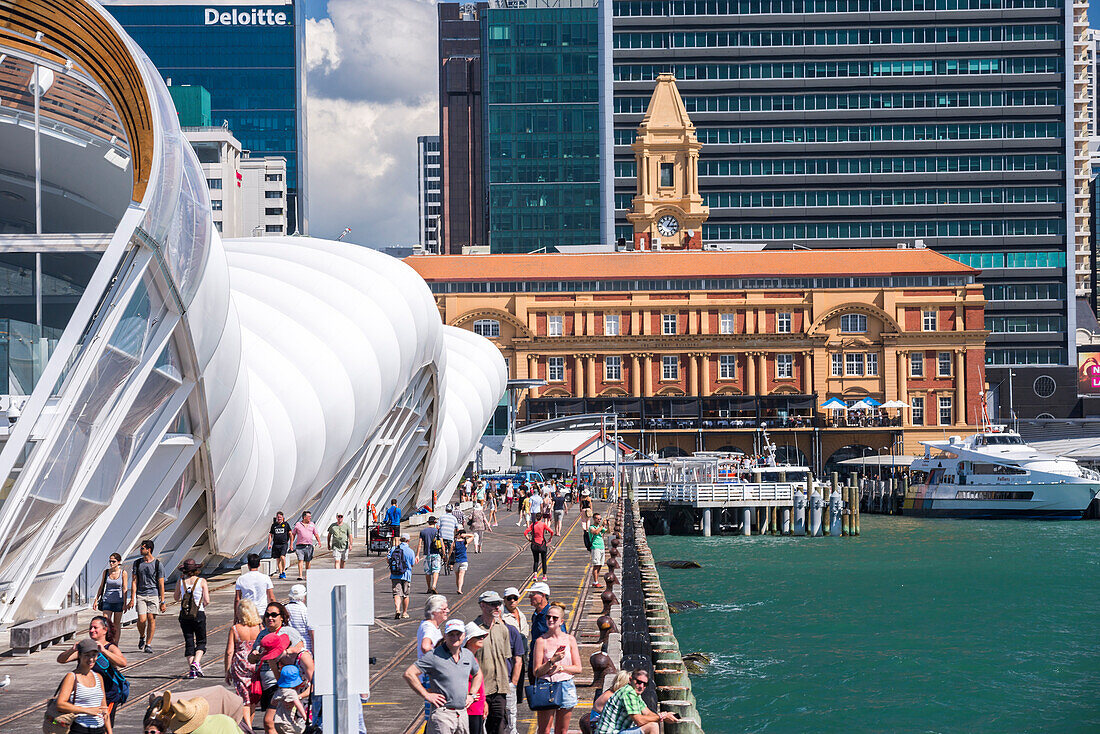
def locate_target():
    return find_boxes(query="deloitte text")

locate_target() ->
[204,8,290,25]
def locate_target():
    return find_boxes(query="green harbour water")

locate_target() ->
[648,515,1100,733]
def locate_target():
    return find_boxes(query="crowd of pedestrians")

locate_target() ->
[46,475,630,734]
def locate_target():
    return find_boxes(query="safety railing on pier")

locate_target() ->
[637,482,797,506]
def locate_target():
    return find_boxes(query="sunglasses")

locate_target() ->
[264,612,281,618]
[546,615,562,620]
[108,559,118,564]
[632,678,649,685]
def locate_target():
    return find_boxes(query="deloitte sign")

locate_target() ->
[204,7,290,25]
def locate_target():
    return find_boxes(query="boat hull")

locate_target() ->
[902,481,1099,520]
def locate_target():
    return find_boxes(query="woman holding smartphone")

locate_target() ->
[531,603,581,734]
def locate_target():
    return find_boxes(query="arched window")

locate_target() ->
[839,313,867,333]
[473,319,500,338]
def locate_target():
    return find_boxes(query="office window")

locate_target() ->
[473,319,500,338]
[211,199,222,211]
[207,178,222,190]
[923,310,937,331]
[265,190,282,199]
[548,315,563,337]
[939,396,953,425]
[776,354,793,378]
[662,313,678,335]
[605,355,622,381]
[604,314,620,336]
[910,352,924,377]
[866,353,879,376]
[840,314,867,333]
[548,357,565,382]
[719,312,735,334]
[662,355,679,380]
[265,207,283,216]
[938,352,952,376]
[719,355,736,379]
[265,225,282,233]
[912,396,924,426]
[777,312,792,333]
[265,173,283,182]
[660,162,674,187]
[845,353,864,376]
[831,353,843,376]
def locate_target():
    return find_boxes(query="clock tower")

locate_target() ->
[626,74,709,251]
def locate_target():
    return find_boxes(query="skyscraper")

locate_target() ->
[102,0,309,235]
[418,135,442,253]
[611,0,1089,371]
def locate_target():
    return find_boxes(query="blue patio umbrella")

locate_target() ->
[820,397,848,409]
[863,397,882,407]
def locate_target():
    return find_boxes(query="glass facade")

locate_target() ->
[612,0,1073,365]
[484,5,600,253]
[104,1,306,234]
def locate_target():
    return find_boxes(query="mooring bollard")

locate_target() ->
[828,488,844,536]
[793,488,806,536]
[809,488,823,536]
[702,508,711,537]
[781,506,791,535]
[841,482,851,535]
[741,506,752,536]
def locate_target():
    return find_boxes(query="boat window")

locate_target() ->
[981,435,1023,445]
[971,462,1027,475]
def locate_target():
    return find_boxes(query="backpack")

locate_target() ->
[388,546,409,576]
[179,579,199,621]
[94,653,129,704]
[583,528,593,551]
[430,531,445,556]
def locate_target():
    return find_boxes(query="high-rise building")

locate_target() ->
[186,127,288,238]
[102,0,309,235]
[438,2,486,254]
[611,0,1088,371]
[482,0,601,253]
[418,135,442,253]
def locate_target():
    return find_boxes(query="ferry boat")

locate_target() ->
[904,427,1100,519]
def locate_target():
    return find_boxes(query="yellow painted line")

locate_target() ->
[361,702,401,706]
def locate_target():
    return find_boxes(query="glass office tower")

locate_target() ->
[482,1,601,253]
[612,0,1086,368]
[103,0,308,235]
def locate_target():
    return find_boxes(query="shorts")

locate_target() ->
[546,679,577,710]
[271,543,287,558]
[456,562,469,572]
[424,554,442,574]
[98,599,124,613]
[391,579,411,597]
[617,728,645,734]
[390,524,402,536]
[591,547,605,566]
[554,510,564,521]
[295,544,315,562]
[332,548,349,562]
[134,594,161,616]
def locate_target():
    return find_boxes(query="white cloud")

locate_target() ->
[304,0,438,246]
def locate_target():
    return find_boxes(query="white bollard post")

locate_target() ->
[702,509,711,537]
[741,507,752,536]
[781,507,791,535]
[793,489,806,536]
[828,490,844,537]
[809,490,823,537]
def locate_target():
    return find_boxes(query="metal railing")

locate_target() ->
[635,482,797,505]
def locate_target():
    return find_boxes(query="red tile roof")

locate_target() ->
[405,249,975,282]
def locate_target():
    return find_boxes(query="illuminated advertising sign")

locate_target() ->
[1077,351,1100,395]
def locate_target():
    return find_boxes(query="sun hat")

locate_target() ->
[503,586,521,599]
[167,696,210,734]
[581,489,590,496]
[288,584,306,602]
[277,664,304,689]
[529,581,551,596]
[464,622,490,640]
[178,558,201,573]
[260,632,290,661]
[478,590,503,604]
[443,619,465,635]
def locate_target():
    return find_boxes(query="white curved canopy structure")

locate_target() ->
[0,2,504,624]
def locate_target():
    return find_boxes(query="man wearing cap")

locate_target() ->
[527,582,551,683]
[500,586,529,731]
[326,513,353,569]
[285,585,312,653]
[404,618,482,734]
[438,505,460,555]
[472,591,524,734]
[390,534,417,619]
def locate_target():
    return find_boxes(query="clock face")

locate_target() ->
[656,215,680,237]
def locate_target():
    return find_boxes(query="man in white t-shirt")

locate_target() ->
[235,553,275,607]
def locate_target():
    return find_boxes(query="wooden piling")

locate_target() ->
[852,475,861,535]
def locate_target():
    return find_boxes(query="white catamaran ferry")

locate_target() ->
[904,426,1100,519]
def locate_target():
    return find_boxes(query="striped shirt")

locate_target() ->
[286,601,312,654]
[72,673,105,728]
[438,513,460,542]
